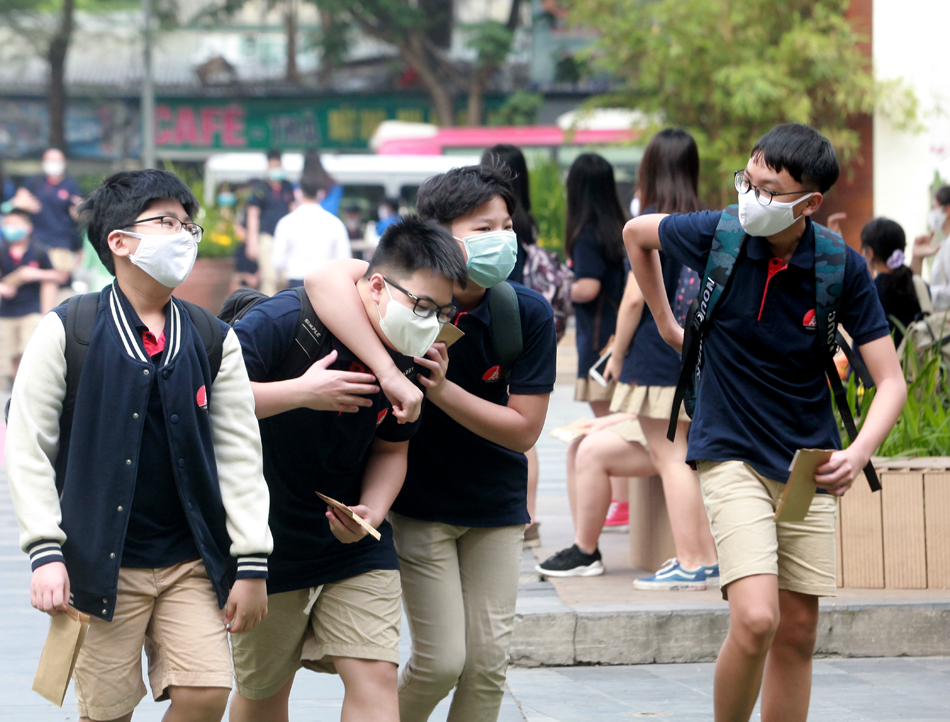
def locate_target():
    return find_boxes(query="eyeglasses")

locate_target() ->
[734,171,809,207]
[123,215,203,241]
[383,277,457,323]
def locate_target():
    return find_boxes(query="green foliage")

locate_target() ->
[463,21,514,69]
[571,0,919,206]
[491,91,544,127]
[529,156,566,259]
[836,334,950,458]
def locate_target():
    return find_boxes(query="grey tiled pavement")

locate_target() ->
[4,387,950,720]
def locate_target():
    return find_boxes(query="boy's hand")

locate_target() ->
[826,212,847,236]
[299,349,379,413]
[31,562,70,616]
[414,342,448,400]
[326,504,378,544]
[815,448,869,496]
[17,266,43,284]
[376,367,423,424]
[914,232,939,258]
[603,352,623,383]
[223,578,268,633]
[0,282,15,298]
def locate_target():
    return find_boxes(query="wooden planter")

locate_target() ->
[837,458,950,589]
[174,257,236,314]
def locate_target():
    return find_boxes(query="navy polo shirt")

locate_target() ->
[25,175,82,251]
[247,179,295,236]
[235,290,421,594]
[120,302,199,569]
[0,242,53,317]
[392,282,557,528]
[658,211,890,483]
[571,228,625,377]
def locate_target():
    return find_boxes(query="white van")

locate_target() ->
[203,152,480,209]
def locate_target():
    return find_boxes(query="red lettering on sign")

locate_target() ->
[223,106,246,147]
[175,107,198,146]
[200,107,224,146]
[154,105,173,145]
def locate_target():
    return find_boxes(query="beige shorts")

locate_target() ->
[697,460,838,599]
[231,569,402,700]
[0,313,41,377]
[46,247,78,274]
[73,559,232,721]
[575,376,616,402]
[610,383,689,422]
[605,417,647,444]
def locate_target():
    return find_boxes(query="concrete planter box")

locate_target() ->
[838,458,950,589]
[629,458,950,589]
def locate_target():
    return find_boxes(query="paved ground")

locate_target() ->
[4,378,950,719]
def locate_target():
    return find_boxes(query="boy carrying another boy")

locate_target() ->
[304,165,558,722]
[624,124,906,722]
[5,169,273,722]
[228,217,468,722]
[0,207,63,388]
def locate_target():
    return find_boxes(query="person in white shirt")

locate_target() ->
[911,185,950,310]
[272,178,351,288]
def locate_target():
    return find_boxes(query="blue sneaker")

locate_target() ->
[633,558,707,591]
[703,563,720,585]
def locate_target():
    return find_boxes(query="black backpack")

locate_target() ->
[4,291,224,443]
[219,286,329,381]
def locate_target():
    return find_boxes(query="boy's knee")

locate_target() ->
[168,686,230,721]
[732,606,780,654]
[404,649,466,694]
[774,596,819,656]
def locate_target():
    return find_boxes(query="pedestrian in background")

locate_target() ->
[246,149,295,295]
[565,152,629,529]
[302,148,343,217]
[911,185,950,310]
[860,218,921,347]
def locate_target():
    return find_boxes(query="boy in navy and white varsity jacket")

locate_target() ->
[5,169,273,722]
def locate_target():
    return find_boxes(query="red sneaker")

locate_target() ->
[603,500,629,533]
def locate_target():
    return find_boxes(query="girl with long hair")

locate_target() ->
[861,217,921,346]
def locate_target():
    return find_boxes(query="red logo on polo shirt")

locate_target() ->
[57,188,69,200]
[803,309,817,332]
[196,385,208,411]
[482,365,502,382]
[377,409,388,426]
[350,361,368,374]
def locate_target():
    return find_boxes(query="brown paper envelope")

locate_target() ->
[32,606,91,707]
[775,449,834,523]
[435,323,464,348]
[550,417,594,443]
[316,492,382,541]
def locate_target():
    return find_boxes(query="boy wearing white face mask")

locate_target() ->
[303,165,558,722]
[625,124,906,722]
[5,169,273,722]
[229,217,468,722]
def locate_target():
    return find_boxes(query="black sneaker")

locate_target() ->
[535,544,605,577]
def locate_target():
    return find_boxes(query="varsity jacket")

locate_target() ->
[5,282,273,621]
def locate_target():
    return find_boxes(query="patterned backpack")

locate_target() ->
[521,243,574,342]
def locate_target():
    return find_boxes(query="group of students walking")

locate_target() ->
[5,120,911,722]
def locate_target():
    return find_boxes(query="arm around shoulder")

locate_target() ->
[209,328,273,572]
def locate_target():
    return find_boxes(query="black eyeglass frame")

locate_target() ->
[122,215,204,241]
[383,277,457,324]
[733,171,811,207]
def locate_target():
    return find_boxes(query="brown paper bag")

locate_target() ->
[775,449,834,523]
[435,323,464,348]
[32,606,90,707]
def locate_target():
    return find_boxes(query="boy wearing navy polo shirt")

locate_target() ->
[304,165,558,722]
[6,169,273,722]
[0,208,61,388]
[625,124,906,722]
[229,218,468,722]
[24,147,83,278]
[245,148,295,295]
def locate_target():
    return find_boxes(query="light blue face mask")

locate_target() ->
[457,230,518,288]
[2,225,28,242]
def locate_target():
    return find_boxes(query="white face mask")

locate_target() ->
[376,281,441,358]
[928,208,947,234]
[120,229,198,289]
[737,190,814,237]
[43,160,66,177]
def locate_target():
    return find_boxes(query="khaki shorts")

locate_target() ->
[73,559,232,721]
[697,460,838,599]
[232,569,401,700]
[610,383,689,422]
[0,313,41,378]
[605,417,647,444]
[46,247,78,274]
[575,376,616,402]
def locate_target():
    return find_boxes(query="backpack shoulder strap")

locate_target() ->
[64,291,101,411]
[178,300,224,381]
[270,287,330,380]
[667,207,746,440]
[488,281,523,382]
[812,223,882,493]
